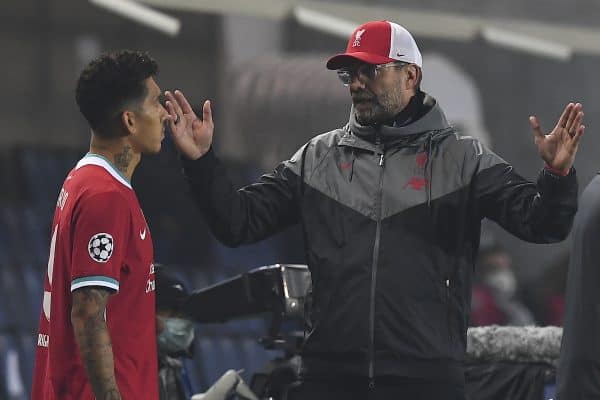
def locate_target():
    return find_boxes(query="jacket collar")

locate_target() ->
[338,129,382,153]
[349,93,450,141]
[338,94,452,151]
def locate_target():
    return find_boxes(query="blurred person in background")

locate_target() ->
[31,50,170,400]
[155,264,196,400]
[557,177,600,399]
[470,243,535,326]
[166,20,583,400]
[521,251,569,326]
[539,253,569,326]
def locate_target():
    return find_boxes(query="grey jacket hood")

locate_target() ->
[348,94,451,144]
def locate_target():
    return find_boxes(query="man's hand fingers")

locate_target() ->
[165,101,178,133]
[174,90,194,115]
[567,111,584,138]
[571,125,585,147]
[529,116,545,140]
[165,91,184,117]
[202,100,213,126]
[165,100,176,119]
[164,91,176,106]
[564,103,582,132]
[556,102,574,129]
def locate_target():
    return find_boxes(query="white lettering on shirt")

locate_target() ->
[37,334,49,348]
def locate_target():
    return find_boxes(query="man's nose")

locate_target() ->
[349,73,366,91]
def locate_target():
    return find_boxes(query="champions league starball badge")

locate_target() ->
[88,233,114,263]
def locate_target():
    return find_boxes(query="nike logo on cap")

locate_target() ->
[140,229,146,240]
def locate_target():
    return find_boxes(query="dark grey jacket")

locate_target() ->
[557,175,600,399]
[183,96,577,383]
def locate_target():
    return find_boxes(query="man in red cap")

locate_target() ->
[166,20,584,400]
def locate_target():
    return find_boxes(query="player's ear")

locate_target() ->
[120,110,136,135]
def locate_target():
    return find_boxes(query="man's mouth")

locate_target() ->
[353,99,373,109]
[352,96,374,103]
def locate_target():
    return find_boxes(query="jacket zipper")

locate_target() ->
[445,277,453,343]
[368,149,385,388]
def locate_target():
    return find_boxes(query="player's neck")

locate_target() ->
[89,137,141,181]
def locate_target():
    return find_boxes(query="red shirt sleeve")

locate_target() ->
[70,190,131,292]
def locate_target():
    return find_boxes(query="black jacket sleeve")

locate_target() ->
[182,147,302,247]
[473,142,578,243]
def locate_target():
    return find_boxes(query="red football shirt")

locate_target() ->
[31,153,158,400]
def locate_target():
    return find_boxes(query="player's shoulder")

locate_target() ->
[67,154,132,185]
[71,164,119,185]
[67,166,132,211]
[69,155,132,195]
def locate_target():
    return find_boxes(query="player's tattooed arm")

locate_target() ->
[71,287,122,400]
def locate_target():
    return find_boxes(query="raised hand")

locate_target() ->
[164,90,214,160]
[529,102,585,174]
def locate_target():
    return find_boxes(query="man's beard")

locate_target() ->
[352,89,396,126]
[354,101,388,126]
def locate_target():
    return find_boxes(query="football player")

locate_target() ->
[31,50,170,400]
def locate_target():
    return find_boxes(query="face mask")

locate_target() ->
[158,317,195,356]
[484,270,517,298]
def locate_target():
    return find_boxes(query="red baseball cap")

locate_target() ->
[326,20,423,70]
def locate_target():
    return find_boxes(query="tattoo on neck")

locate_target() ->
[114,145,132,175]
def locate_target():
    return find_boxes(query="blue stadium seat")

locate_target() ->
[0,210,14,331]
[21,206,51,267]
[17,333,36,396]
[544,383,556,400]
[196,336,222,389]
[0,150,19,203]
[0,334,28,400]
[56,149,82,181]
[18,147,81,209]
[222,318,267,337]
[0,206,19,266]
[190,268,212,290]
[157,264,188,285]
[182,357,202,395]
[219,337,244,374]
[0,266,29,330]
[211,240,279,275]
[0,303,9,332]
[19,148,59,207]
[240,338,271,381]
[195,336,248,390]
[20,263,44,322]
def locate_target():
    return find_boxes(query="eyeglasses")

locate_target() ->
[336,62,408,86]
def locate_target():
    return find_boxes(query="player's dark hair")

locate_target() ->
[75,50,158,138]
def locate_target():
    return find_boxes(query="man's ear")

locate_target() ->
[405,64,421,91]
[120,110,136,135]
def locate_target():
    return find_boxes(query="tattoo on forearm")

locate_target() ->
[72,287,122,400]
[103,389,121,400]
[114,145,132,175]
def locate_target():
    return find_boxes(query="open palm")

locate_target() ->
[530,102,585,174]
[165,90,214,160]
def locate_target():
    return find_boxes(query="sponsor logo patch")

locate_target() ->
[88,233,114,263]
